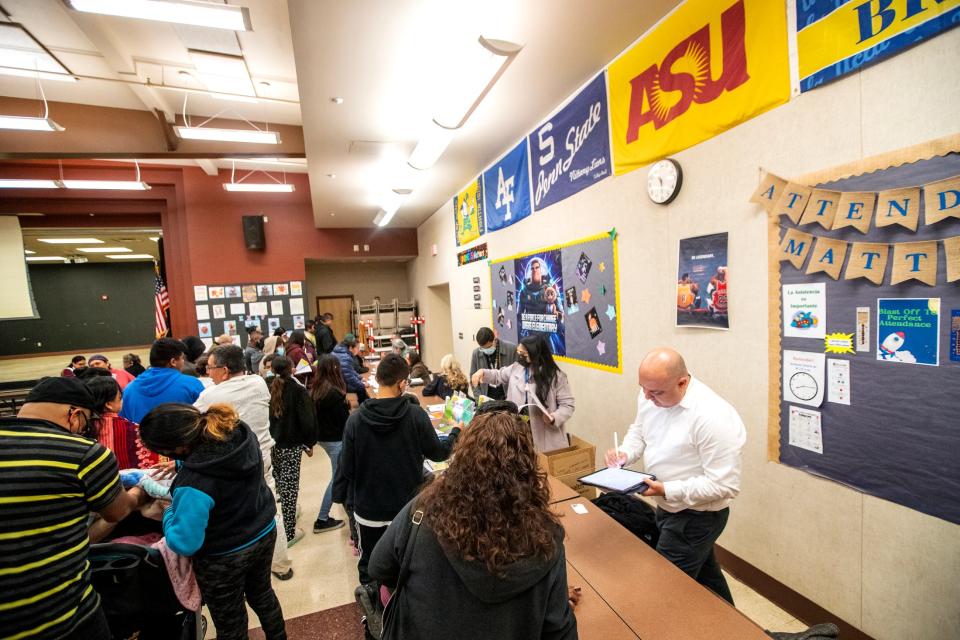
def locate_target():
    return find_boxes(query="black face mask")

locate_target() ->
[517,354,531,367]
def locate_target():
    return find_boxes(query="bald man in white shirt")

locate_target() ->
[605,348,746,604]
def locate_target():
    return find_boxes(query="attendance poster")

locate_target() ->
[877,298,940,366]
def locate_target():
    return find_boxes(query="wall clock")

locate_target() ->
[647,158,682,205]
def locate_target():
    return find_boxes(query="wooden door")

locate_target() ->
[316,296,354,340]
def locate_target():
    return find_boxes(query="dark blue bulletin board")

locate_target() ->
[777,153,960,525]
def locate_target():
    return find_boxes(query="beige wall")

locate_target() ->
[305,260,411,319]
[407,32,960,640]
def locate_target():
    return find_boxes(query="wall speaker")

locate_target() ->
[242,215,265,250]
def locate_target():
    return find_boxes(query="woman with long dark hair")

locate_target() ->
[285,330,313,386]
[139,403,286,640]
[310,354,350,534]
[62,354,86,377]
[470,334,575,452]
[268,356,317,546]
[368,410,578,639]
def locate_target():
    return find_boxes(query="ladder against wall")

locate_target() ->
[355,298,421,355]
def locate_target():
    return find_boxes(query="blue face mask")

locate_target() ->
[480,346,496,356]
[276,347,285,356]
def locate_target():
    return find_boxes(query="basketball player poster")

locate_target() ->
[677,232,729,329]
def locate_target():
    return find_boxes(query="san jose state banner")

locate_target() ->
[453,178,485,247]
[797,0,960,92]
[482,138,532,232]
[528,73,612,212]
[608,0,790,175]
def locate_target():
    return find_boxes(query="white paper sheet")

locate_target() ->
[782,283,826,339]
[212,304,225,319]
[783,350,825,407]
[249,301,268,316]
[788,405,822,454]
[193,285,208,302]
[195,304,209,320]
[827,358,850,405]
[230,303,246,315]
[271,300,284,315]
[289,298,304,315]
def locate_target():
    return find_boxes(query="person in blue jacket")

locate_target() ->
[120,338,205,424]
[332,336,370,404]
[139,402,287,640]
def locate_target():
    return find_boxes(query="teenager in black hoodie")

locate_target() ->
[333,353,460,586]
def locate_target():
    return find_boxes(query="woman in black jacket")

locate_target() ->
[268,356,317,545]
[368,410,578,639]
[310,354,351,534]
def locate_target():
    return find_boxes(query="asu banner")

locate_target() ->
[797,0,960,92]
[608,0,790,175]
[454,178,484,247]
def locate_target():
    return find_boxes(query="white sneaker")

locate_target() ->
[287,527,305,548]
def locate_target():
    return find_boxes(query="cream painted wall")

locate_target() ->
[305,261,411,318]
[407,32,960,640]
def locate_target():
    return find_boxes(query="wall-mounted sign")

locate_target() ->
[457,243,488,266]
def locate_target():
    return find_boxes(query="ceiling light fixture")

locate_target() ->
[63,0,253,31]
[222,161,295,192]
[0,68,63,131]
[149,237,159,242]
[176,126,279,144]
[0,179,62,188]
[77,247,132,253]
[374,189,413,227]
[26,256,69,262]
[61,161,151,190]
[107,254,156,260]
[407,122,456,170]
[0,23,77,83]
[39,238,103,244]
[24,250,36,254]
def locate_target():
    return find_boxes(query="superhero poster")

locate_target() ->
[677,232,728,329]
[515,250,565,355]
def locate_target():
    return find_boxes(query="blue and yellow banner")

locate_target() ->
[797,0,960,92]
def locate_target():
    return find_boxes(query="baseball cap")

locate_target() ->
[25,377,98,411]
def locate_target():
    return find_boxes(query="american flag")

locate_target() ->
[155,267,170,339]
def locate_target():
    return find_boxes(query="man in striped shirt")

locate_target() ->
[0,377,147,639]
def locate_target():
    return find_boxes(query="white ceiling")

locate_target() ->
[288,0,680,228]
[20,226,161,263]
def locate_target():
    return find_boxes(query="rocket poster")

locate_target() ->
[515,250,565,355]
[877,298,940,366]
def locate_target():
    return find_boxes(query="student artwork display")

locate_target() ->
[196,281,303,346]
[208,286,225,299]
[193,285,208,302]
[242,285,257,303]
[795,1,960,92]
[490,230,621,373]
[529,73,611,211]
[229,303,245,315]
[290,281,303,296]
[483,139,532,231]
[212,304,225,319]
[270,300,284,315]
[453,178,485,247]
[274,284,289,296]
[676,232,729,329]
[608,0,790,175]
[195,304,210,321]
[198,322,211,338]
[225,286,241,298]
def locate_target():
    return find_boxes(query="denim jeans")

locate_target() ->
[317,440,342,521]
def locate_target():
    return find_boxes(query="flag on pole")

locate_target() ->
[155,264,170,339]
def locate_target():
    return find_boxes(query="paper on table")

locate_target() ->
[249,301,268,316]
[788,405,822,454]
[782,350,825,407]
[571,503,588,515]
[427,403,446,413]
[827,358,850,405]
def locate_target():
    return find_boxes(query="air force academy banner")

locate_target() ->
[483,138,532,232]
[608,0,790,175]
[528,73,611,212]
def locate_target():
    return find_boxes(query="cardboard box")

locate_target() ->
[556,471,598,500]
[537,435,596,478]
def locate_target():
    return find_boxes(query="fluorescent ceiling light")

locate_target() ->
[433,37,521,129]
[374,189,412,227]
[27,256,69,262]
[39,238,103,244]
[408,122,456,170]
[62,180,151,190]
[0,23,76,83]
[176,126,280,144]
[149,237,159,242]
[107,254,155,260]
[0,179,62,188]
[0,116,64,131]
[24,250,35,254]
[77,247,131,253]
[223,183,295,192]
[63,0,252,31]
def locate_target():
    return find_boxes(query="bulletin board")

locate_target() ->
[763,140,960,525]
[489,230,621,373]
[193,280,306,347]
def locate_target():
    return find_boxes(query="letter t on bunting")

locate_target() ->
[924,176,960,225]
[832,192,877,234]
[773,183,812,224]
[876,187,921,231]
[891,241,938,286]
[806,237,848,280]
[750,172,787,213]
[798,189,840,229]
[844,242,889,285]
[943,236,960,283]
[778,227,814,269]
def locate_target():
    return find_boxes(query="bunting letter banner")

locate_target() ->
[844,242,889,285]
[943,236,960,283]
[778,228,813,269]
[773,183,813,224]
[798,189,840,229]
[805,237,848,280]
[924,175,960,225]
[891,240,938,286]
[832,192,877,234]
[875,187,921,231]
[750,172,787,212]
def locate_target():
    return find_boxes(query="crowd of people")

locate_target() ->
[0,315,745,640]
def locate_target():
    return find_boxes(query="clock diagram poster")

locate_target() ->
[876,298,940,366]
[676,232,728,329]
[782,350,825,407]
[782,283,826,339]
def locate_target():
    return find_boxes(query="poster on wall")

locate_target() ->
[453,178,485,246]
[782,283,826,339]
[607,0,790,175]
[490,230,621,372]
[877,298,940,366]
[796,1,960,92]
[677,232,729,329]
[482,138,532,232]
[528,72,611,211]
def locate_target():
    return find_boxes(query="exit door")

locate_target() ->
[316,296,354,341]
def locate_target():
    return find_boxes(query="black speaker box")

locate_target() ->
[242,215,265,250]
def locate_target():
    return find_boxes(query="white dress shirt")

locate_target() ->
[620,376,746,513]
[194,374,275,458]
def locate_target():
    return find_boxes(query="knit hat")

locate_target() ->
[25,376,98,410]
[87,354,109,364]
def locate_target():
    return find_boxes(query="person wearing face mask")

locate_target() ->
[244,326,266,374]
[0,377,147,640]
[469,326,517,400]
[471,334,574,452]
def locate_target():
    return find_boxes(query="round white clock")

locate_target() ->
[647,158,682,205]
[789,372,819,401]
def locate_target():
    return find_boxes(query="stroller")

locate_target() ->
[89,542,205,640]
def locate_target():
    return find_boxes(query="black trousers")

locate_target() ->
[655,507,734,604]
[63,604,111,639]
[194,529,287,640]
[356,521,389,585]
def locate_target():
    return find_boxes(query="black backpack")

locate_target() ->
[592,492,660,548]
